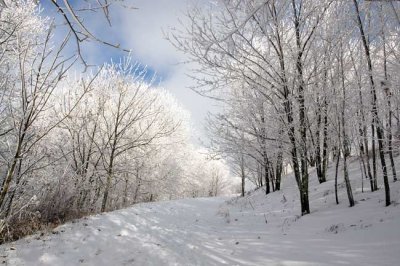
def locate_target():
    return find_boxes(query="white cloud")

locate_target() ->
[118,0,191,71]
[112,0,218,143]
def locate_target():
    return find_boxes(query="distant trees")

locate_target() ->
[170,0,400,214]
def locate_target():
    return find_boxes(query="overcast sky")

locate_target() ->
[45,0,217,145]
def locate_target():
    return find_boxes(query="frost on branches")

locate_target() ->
[169,0,400,214]
[0,1,235,243]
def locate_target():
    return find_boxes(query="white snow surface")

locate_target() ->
[1,157,400,266]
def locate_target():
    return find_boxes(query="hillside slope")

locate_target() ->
[1,158,400,266]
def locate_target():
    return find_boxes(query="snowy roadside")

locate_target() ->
[1,158,400,266]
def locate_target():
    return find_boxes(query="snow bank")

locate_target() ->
[1,157,400,265]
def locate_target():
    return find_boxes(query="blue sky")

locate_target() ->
[40,0,217,144]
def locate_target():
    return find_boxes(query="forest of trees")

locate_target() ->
[1,0,399,246]
[169,0,400,214]
[0,1,234,243]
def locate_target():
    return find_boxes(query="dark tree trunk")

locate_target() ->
[264,157,270,195]
[339,42,355,207]
[315,105,326,183]
[240,155,245,197]
[270,162,276,192]
[353,0,390,205]
[334,146,340,205]
[275,151,283,191]
[382,59,397,183]
[359,89,374,192]
[3,160,24,217]
[371,125,378,190]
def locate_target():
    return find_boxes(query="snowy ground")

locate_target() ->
[1,157,400,266]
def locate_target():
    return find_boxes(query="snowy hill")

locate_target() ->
[1,158,400,266]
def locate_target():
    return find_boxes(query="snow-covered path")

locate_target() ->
[2,155,400,266]
[1,197,229,266]
[1,181,400,266]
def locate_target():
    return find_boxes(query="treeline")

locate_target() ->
[0,1,234,243]
[170,0,400,214]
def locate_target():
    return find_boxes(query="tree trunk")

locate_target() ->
[269,162,276,192]
[359,155,365,193]
[264,156,270,195]
[371,125,378,190]
[123,175,129,207]
[382,39,397,183]
[275,151,283,191]
[315,105,325,183]
[353,0,390,205]
[343,147,355,207]
[101,146,116,212]
[340,42,355,207]
[0,138,24,211]
[358,88,374,192]
[240,154,245,197]
[334,146,340,205]
[381,2,397,184]
[275,2,309,215]
[292,0,310,215]
[3,160,24,217]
